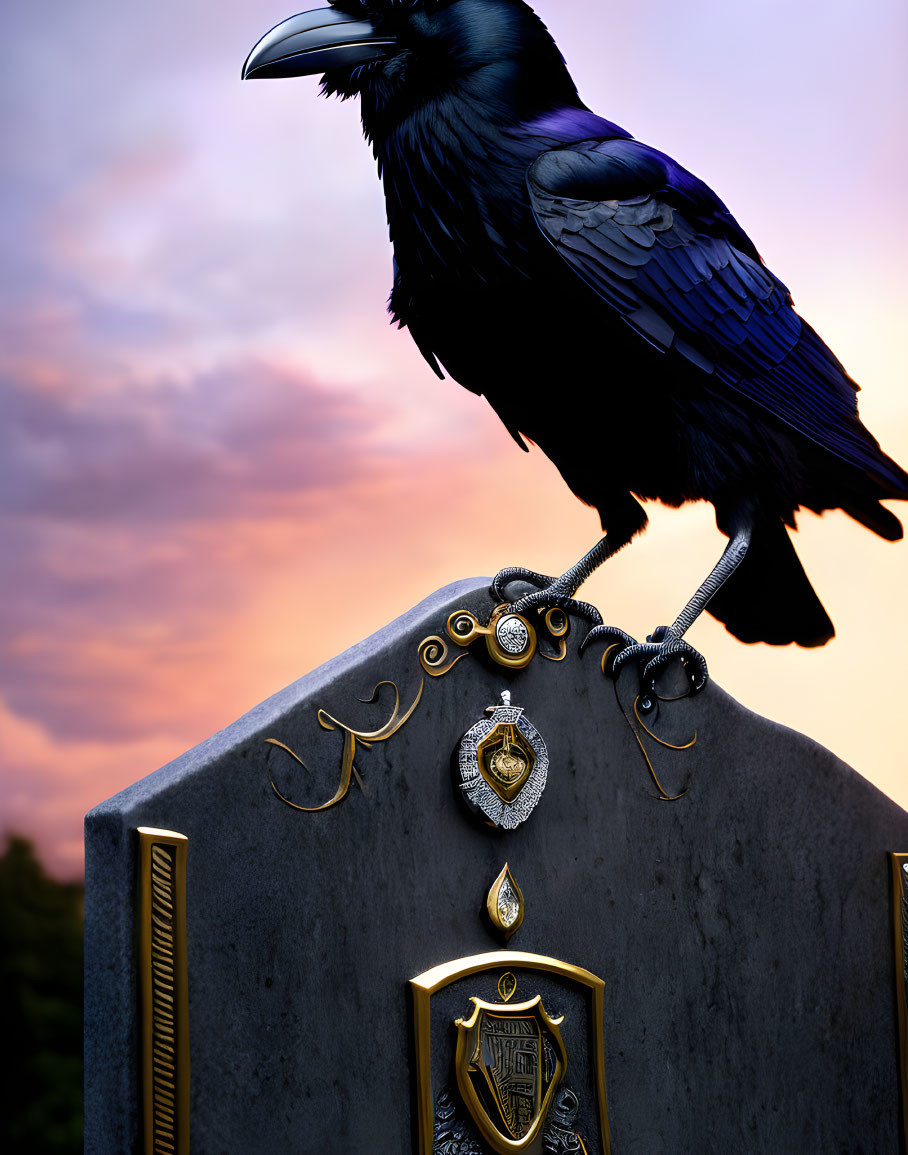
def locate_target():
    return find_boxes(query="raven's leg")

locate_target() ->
[492,495,645,627]
[591,519,753,693]
[491,534,632,627]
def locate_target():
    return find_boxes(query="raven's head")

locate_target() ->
[243,0,581,134]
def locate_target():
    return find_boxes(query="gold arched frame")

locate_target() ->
[409,950,611,1155]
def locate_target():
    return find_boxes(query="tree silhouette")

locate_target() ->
[0,836,82,1153]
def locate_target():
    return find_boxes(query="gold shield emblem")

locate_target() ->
[455,994,567,1152]
[410,951,611,1155]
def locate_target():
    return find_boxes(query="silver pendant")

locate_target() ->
[455,690,549,830]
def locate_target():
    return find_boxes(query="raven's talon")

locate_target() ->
[490,567,604,629]
[490,566,557,603]
[611,630,709,694]
[578,624,638,663]
[510,586,603,628]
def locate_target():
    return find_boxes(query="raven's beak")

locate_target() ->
[242,7,397,80]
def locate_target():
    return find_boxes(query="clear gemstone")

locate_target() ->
[497,876,520,927]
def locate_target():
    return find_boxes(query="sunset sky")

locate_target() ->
[2,0,907,878]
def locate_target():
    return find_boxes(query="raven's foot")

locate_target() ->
[490,567,603,629]
[584,624,708,702]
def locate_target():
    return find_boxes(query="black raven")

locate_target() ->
[243,0,908,691]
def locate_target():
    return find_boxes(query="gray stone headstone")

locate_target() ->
[85,577,908,1153]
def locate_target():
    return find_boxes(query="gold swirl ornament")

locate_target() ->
[452,606,537,668]
[420,604,570,676]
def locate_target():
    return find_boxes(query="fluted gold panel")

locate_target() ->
[139,828,189,1154]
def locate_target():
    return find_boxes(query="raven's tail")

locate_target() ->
[706,519,834,647]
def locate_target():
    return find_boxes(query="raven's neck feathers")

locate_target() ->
[339,1,631,291]
[377,97,631,292]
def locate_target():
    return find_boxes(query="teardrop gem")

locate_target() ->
[486,862,525,941]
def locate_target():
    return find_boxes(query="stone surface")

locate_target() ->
[85,577,908,1153]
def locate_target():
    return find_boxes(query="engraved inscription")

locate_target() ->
[496,615,530,655]
[481,1013,541,1139]
[455,993,568,1153]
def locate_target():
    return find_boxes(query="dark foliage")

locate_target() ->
[0,836,83,1154]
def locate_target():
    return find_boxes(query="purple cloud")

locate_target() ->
[0,360,385,525]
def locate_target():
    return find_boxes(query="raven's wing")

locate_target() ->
[527,138,904,488]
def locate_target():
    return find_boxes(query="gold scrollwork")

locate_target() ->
[497,971,518,1002]
[267,601,571,814]
[266,679,423,811]
[417,633,470,678]
[601,647,697,801]
[459,606,539,669]
[544,607,569,638]
[419,604,570,676]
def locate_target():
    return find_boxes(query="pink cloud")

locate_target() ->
[0,693,178,879]
[0,346,510,756]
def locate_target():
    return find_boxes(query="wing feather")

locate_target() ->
[528,138,904,487]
